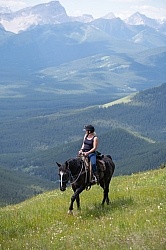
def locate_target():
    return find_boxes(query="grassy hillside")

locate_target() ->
[0,168,165,250]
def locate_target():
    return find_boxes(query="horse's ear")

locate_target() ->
[56,162,61,167]
[65,161,69,167]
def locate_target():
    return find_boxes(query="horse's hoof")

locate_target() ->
[68,210,73,215]
[106,199,110,205]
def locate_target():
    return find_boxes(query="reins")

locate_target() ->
[60,154,91,188]
[70,160,85,185]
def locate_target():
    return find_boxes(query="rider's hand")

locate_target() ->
[84,152,89,157]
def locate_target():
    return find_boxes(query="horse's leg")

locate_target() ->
[99,180,107,205]
[106,178,112,205]
[101,180,110,205]
[101,160,115,205]
[68,185,85,214]
[76,194,80,210]
[72,186,81,210]
[105,187,110,205]
[102,186,109,205]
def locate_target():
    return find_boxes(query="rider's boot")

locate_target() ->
[95,172,100,185]
[92,172,99,185]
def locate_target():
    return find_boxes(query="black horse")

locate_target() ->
[56,154,115,214]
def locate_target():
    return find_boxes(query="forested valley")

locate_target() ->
[0,83,165,206]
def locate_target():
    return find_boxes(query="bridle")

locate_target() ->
[59,158,87,187]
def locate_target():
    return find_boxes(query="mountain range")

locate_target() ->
[0,1,165,33]
[0,1,166,102]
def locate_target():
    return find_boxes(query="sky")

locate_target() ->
[0,0,166,20]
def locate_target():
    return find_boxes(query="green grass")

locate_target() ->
[101,93,137,108]
[0,168,165,250]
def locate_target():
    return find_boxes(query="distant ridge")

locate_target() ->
[0,1,165,33]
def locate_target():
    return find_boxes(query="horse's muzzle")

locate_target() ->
[60,186,66,192]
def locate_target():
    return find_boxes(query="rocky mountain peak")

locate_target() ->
[0,1,70,33]
[102,12,116,19]
[125,12,160,29]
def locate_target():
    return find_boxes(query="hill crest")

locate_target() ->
[0,168,165,249]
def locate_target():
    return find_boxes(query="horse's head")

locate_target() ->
[56,161,70,192]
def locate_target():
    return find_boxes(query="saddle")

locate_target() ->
[79,152,113,186]
[79,153,105,172]
[96,152,113,179]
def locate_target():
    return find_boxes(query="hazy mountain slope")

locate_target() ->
[0,28,165,101]
[91,17,135,39]
[131,29,166,48]
[91,17,166,48]
[0,22,114,73]
[38,46,166,94]
[0,21,165,92]
[0,165,55,207]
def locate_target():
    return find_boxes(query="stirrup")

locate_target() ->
[91,175,97,184]
[86,185,91,190]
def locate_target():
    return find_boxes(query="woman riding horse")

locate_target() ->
[57,131,115,214]
[79,125,99,184]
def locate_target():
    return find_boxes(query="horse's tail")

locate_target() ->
[105,154,112,160]
[103,155,115,174]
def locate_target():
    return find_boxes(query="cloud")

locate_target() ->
[107,0,147,3]
[0,0,165,19]
[113,1,166,19]
[131,4,166,19]
[0,0,26,10]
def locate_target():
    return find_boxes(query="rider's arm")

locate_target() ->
[79,135,86,154]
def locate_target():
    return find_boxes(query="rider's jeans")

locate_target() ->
[88,153,97,172]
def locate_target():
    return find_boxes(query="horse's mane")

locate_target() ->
[68,157,81,165]
[67,157,82,172]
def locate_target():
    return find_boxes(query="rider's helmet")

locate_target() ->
[83,125,95,133]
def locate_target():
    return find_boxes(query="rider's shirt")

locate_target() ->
[83,136,95,152]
